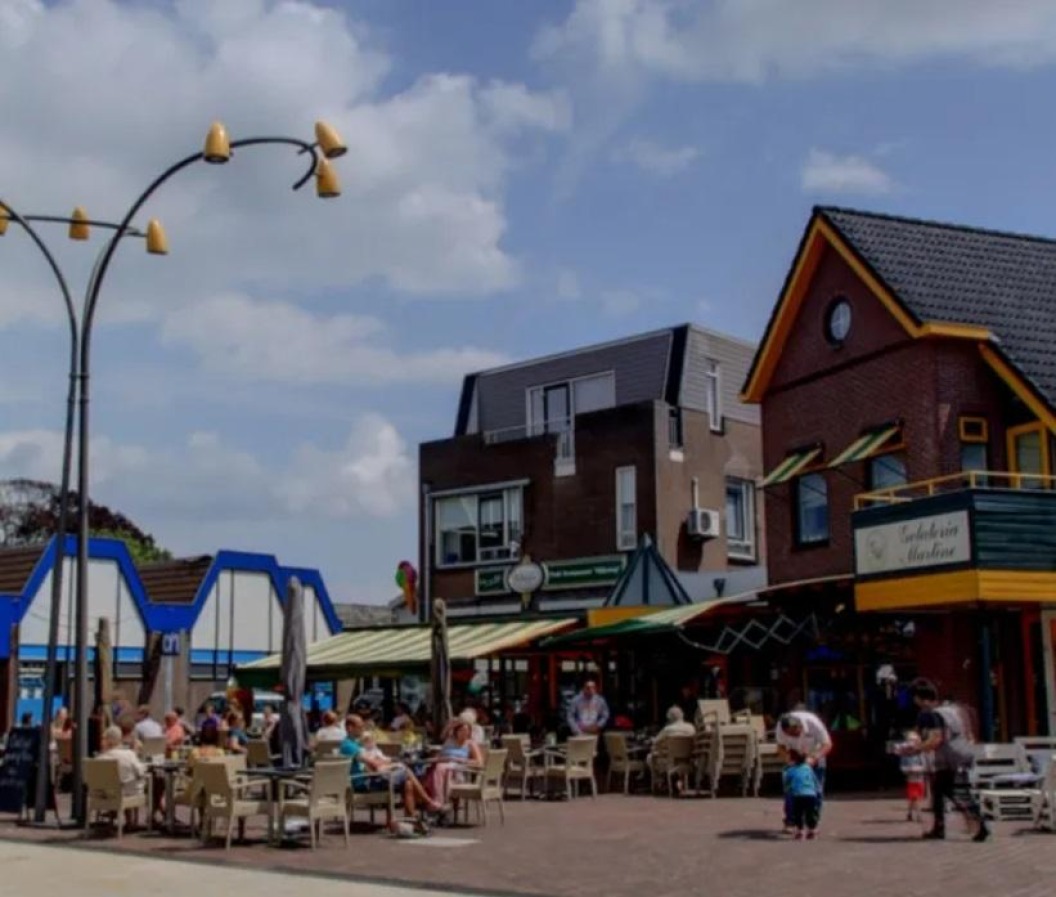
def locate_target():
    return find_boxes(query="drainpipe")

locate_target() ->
[691,476,700,509]
[421,483,432,625]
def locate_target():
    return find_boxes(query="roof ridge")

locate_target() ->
[818,205,1056,248]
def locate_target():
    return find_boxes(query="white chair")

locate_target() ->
[348,769,398,825]
[604,732,645,795]
[450,749,508,826]
[138,736,167,762]
[972,743,1032,822]
[707,724,757,797]
[502,734,545,799]
[694,699,731,731]
[649,734,695,796]
[1014,736,1056,777]
[312,739,344,760]
[197,760,272,849]
[279,759,351,849]
[246,739,272,768]
[1031,755,1056,831]
[83,758,150,839]
[545,736,597,799]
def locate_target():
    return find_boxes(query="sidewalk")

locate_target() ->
[0,839,488,897]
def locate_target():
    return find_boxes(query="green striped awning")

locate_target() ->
[236,618,575,687]
[828,425,900,468]
[760,447,822,487]
[542,598,748,648]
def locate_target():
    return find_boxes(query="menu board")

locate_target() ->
[0,727,52,814]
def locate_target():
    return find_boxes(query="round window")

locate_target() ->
[826,298,852,344]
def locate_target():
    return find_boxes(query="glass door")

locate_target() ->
[544,384,571,459]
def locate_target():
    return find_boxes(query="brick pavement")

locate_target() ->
[3,792,1055,897]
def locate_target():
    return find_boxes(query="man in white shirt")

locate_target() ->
[647,706,696,779]
[132,705,164,741]
[775,711,832,831]
[567,680,610,736]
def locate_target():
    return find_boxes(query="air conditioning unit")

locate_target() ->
[686,507,720,540]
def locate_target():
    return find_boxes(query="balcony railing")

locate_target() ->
[482,419,575,461]
[855,470,1056,510]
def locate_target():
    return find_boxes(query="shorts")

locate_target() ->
[353,771,406,793]
[906,780,925,801]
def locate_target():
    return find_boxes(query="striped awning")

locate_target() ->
[236,618,575,686]
[542,597,751,648]
[828,425,900,468]
[760,447,822,487]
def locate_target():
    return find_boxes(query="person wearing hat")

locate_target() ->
[776,710,832,833]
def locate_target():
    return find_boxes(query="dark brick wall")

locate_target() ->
[761,244,1020,586]
[421,403,659,606]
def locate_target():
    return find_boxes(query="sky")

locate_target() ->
[3,0,1056,604]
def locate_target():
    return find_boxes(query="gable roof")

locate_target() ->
[821,207,1056,409]
[742,206,1056,425]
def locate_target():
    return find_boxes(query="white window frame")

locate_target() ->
[725,478,757,562]
[434,486,524,568]
[615,465,637,551]
[526,370,616,434]
[705,359,723,433]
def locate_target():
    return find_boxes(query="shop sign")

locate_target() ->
[475,567,510,596]
[543,555,626,590]
[855,511,971,577]
[506,559,545,595]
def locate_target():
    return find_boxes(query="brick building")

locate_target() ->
[743,206,1056,759]
[418,325,765,620]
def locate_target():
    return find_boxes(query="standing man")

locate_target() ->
[567,679,610,736]
[775,710,832,833]
[901,681,989,842]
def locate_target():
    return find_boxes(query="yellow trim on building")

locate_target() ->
[917,322,993,340]
[856,569,1056,611]
[980,344,1056,435]
[1007,420,1053,479]
[587,606,661,628]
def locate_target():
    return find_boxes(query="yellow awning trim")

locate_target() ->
[829,425,900,468]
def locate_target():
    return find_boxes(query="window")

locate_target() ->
[705,360,722,432]
[668,407,684,449]
[528,373,614,432]
[796,473,829,545]
[725,478,757,561]
[1009,423,1050,490]
[960,442,988,484]
[435,487,524,566]
[959,416,988,443]
[572,373,615,414]
[616,466,637,550]
[868,453,907,490]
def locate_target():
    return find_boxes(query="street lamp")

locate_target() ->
[0,203,155,824]
[68,120,344,823]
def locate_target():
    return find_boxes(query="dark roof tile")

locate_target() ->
[137,555,213,605]
[0,544,47,594]
[821,206,1056,407]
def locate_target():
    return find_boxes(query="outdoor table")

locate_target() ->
[250,766,311,843]
[149,759,188,833]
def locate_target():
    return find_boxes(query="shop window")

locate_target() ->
[795,473,829,545]
[868,453,907,490]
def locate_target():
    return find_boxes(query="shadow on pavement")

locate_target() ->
[716,829,786,841]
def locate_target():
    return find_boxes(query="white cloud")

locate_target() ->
[534,0,1056,85]
[160,292,508,385]
[0,416,414,523]
[801,149,894,196]
[0,0,570,329]
[612,138,699,176]
[600,288,642,316]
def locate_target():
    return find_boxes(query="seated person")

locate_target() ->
[340,714,440,825]
[647,706,696,774]
[314,710,346,743]
[163,711,186,752]
[426,718,484,808]
[390,702,414,733]
[225,711,248,754]
[188,720,226,765]
[100,725,147,830]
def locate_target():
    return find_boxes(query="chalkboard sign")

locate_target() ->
[0,727,53,815]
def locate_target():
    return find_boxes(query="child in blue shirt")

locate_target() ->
[783,750,820,840]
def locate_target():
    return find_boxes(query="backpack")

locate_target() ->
[934,704,975,769]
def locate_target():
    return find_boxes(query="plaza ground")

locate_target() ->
[3,792,1056,897]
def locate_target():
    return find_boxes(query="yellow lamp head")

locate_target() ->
[69,206,90,241]
[203,121,231,164]
[145,219,169,256]
[315,158,341,199]
[314,120,347,159]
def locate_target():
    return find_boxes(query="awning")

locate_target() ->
[237,618,574,687]
[541,597,750,648]
[760,447,822,487]
[829,425,900,468]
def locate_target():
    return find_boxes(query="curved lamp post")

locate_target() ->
[0,204,158,823]
[68,120,345,822]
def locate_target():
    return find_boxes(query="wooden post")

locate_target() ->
[137,633,163,707]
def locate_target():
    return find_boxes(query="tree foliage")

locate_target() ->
[0,478,171,562]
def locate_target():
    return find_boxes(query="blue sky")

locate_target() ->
[3,0,1056,603]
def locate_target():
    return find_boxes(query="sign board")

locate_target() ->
[855,510,971,577]
[0,726,53,815]
[475,567,509,596]
[506,560,545,595]
[542,556,626,591]
[161,631,181,657]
